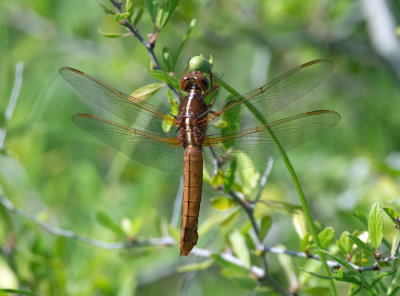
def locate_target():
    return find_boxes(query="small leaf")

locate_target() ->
[224,158,237,192]
[177,259,214,272]
[144,0,157,23]
[98,29,125,38]
[125,0,134,20]
[96,211,125,237]
[149,69,179,89]
[209,170,225,187]
[243,232,256,250]
[259,215,272,242]
[353,211,368,228]
[132,7,144,26]
[229,230,250,268]
[99,4,115,15]
[383,207,400,224]
[130,82,164,101]
[368,202,383,248]
[348,234,375,253]
[338,231,354,254]
[318,227,335,249]
[115,12,130,21]
[293,212,307,239]
[300,232,311,253]
[210,196,237,210]
[162,47,173,72]
[121,217,143,237]
[173,19,197,69]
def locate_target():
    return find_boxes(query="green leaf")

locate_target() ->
[300,232,311,253]
[115,12,130,21]
[209,170,225,187]
[132,7,144,26]
[318,227,335,249]
[259,215,272,242]
[162,47,173,71]
[220,269,258,290]
[338,231,354,254]
[149,69,179,89]
[293,212,307,239]
[97,29,125,38]
[125,0,134,20]
[348,234,375,253]
[243,232,256,251]
[155,0,179,29]
[353,211,368,228]
[144,0,157,23]
[210,196,237,210]
[229,230,250,268]
[224,158,237,192]
[368,202,383,248]
[96,211,125,237]
[177,259,214,272]
[220,208,241,226]
[383,207,400,224]
[173,19,197,70]
[120,217,143,237]
[99,4,115,15]
[130,82,164,101]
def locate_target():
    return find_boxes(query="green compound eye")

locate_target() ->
[188,56,212,73]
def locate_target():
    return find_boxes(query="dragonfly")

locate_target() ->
[60,57,340,256]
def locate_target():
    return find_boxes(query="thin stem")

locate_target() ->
[2,192,395,274]
[217,74,337,295]
[107,0,180,102]
[0,62,24,150]
[253,157,274,204]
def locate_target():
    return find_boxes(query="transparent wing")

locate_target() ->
[202,60,334,132]
[60,67,177,135]
[203,110,340,171]
[73,114,183,172]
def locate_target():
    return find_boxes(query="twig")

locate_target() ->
[2,192,396,276]
[0,194,175,250]
[107,0,180,101]
[0,62,24,150]
[253,157,274,204]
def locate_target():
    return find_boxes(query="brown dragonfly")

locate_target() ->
[60,57,340,256]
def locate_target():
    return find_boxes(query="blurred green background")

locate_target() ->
[1,0,400,295]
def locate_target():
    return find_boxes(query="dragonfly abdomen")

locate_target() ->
[180,145,203,256]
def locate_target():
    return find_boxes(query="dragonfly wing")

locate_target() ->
[73,114,183,172]
[204,60,334,130]
[60,67,177,135]
[203,110,340,171]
